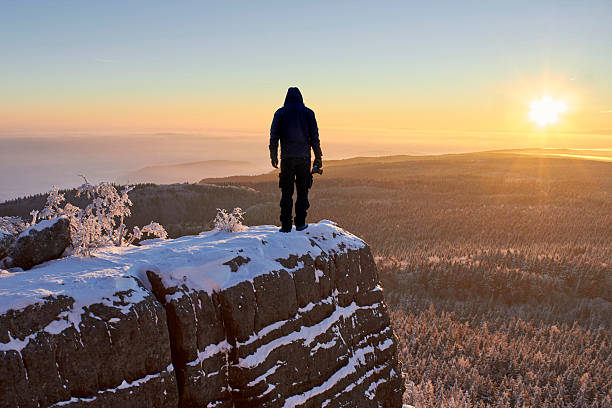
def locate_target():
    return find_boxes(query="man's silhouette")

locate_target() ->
[270,87,322,233]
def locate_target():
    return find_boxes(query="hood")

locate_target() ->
[284,87,303,106]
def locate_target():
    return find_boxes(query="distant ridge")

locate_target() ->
[199,148,612,185]
[122,159,264,184]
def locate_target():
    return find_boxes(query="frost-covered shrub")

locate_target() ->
[126,222,168,245]
[32,181,167,255]
[0,216,26,235]
[213,208,247,232]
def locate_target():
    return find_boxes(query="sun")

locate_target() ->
[529,96,567,127]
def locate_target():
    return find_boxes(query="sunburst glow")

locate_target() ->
[529,96,567,127]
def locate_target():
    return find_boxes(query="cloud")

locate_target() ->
[94,58,117,63]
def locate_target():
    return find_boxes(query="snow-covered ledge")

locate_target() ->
[0,221,404,407]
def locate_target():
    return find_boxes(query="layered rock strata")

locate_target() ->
[0,288,178,407]
[148,247,403,407]
[0,221,403,407]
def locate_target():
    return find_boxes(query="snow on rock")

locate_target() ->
[17,216,65,237]
[4,216,71,270]
[0,220,404,407]
[143,220,404,407]
[0,219,361,320]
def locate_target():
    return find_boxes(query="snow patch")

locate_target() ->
[187,340,230,367]
[282,344,382,407]
[247,363,282,387]
[238,302,380,368]
[18,216,64,238]
[48,364,174,407]
[0,221,364,357]
[0,332,36,352]
[378,337,394,351]
[365,376,386,399]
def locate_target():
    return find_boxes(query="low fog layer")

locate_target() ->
[1,131,609,202]
[0,133,419,201]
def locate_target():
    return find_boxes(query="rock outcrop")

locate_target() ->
[0,221,403,407]
[4,217,71,270]
[0,291,178,408]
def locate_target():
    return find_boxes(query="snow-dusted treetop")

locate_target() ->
[0,220,365,341]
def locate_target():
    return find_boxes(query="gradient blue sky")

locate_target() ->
[1,0,611,138]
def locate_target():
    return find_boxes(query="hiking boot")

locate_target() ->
[295,224,308,231]
[279,225,292,233]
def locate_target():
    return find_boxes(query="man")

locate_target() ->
[269,87,323,233]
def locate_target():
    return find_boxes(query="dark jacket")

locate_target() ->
[270,87,322,160]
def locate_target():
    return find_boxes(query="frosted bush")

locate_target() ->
[126,222,168,245]
[37,185,65,220]
[31,180,168,255]
[0,216,26,235]
[213,208,247,232]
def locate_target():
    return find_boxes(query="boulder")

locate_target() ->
[7,217,71,270]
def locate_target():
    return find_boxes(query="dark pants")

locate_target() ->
[279,157,311,227]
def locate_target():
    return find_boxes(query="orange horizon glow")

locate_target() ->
[2,2,611,153]
[1,74,610,149]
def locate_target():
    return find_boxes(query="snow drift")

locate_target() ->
[0,221,404,407]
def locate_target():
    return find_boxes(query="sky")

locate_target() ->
[1,1,612,136]
[0,1,611,199]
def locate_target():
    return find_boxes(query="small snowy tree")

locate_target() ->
[125,222,168,245]
[213,208,247,232]
[34,180,168,255]
[37,186,65,220]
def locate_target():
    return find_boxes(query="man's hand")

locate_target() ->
[313,157,322,170]
[271,157,279,168]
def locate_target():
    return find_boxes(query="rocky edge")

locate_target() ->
[0,221,404,407]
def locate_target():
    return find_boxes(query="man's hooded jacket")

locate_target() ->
[270,87,322,160]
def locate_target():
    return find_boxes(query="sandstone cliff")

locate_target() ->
[0,221,404,407]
